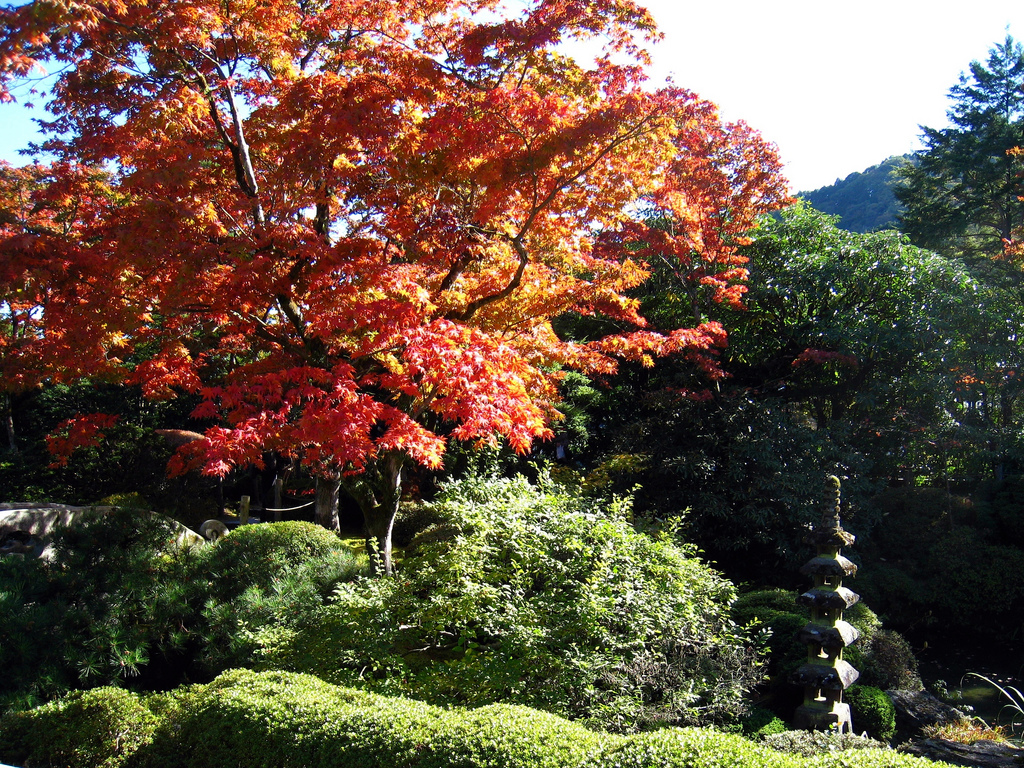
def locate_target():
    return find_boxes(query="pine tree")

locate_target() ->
[896,35,1024,262]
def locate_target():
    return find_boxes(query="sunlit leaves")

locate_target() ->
[0,0,789,482]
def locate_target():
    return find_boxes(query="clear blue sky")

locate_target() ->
[0,0,1021,191]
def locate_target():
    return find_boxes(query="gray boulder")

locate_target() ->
[887,689,968,736]
[0,503,203,558]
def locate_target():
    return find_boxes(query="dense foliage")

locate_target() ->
[245,472,760,731]
[0,382,211,517]
[558,205,996,583]
[845,685,897,742]
[0,0,788,573]
[729,587,919,722]
[856,485,1024,639]
[896,35,1024,261]
[4,21,1024,768]
[0,512,363,711]
[0,669,948,768]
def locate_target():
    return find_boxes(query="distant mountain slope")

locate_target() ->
[799,155,908,233]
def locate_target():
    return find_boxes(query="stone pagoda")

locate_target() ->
[791,475,860,733]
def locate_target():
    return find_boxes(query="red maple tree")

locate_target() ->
[0,0,789,573]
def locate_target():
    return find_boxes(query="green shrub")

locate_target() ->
[0,507,188,700]
[142,521,365,678]
[0,669,954,768]
[731,588,917,716]
[858,631,922,691]
[391,500,448,548]
[257,472,760,732]
[136,669,609,768]
[742,706,789,739]
[584,727,802,768]
[0,686,157,768]
[0,517,366,709]
[732,590,808,672]
[96,491,153,509]
[595,727,937,768]
[0,554,77,711]
[846,685,897,742]
[762,729,886,759]
[196,521,349,594]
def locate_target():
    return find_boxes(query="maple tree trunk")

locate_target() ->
[314,470,342,532]
[343,453,404,577]
[364,499,398,577]
[3,394,15,453]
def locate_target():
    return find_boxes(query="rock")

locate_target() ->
[0,504,204,557]
[901,738,1024,768]
[199,519,228,542]
[887,689,968,736]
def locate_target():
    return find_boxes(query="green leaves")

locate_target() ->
[896,35,1024,259]
[279,470,760,731]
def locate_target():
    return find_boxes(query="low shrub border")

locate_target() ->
[0,669,948,768]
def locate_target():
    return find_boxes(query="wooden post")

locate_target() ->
[240,495,250,525]
[273,478,283,522]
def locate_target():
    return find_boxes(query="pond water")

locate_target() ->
[916,641,1024,744]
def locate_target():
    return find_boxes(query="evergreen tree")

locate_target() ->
[896,35,1024,262]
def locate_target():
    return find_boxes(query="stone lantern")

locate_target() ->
[791,475,860,733]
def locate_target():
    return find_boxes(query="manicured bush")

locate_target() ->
[582,727,803,768]
[195,521,349,594]
[761,729,892,761]
[256,472,761,731]
[136,669,609,768]
[134,521,365,679]
[598,727,937,768]
[846,685,897,742]
[0,686,157,768]
[0,669,953,768]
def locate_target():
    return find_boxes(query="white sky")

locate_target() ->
[0,1,1021,192]
[639,0,1022,191]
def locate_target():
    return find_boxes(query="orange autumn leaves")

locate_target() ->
[0,0,790,478]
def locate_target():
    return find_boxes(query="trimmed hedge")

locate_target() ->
[0,686,157,768]
[846,685,897,742]
[134,669,608,768]
[0,669,949,768]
